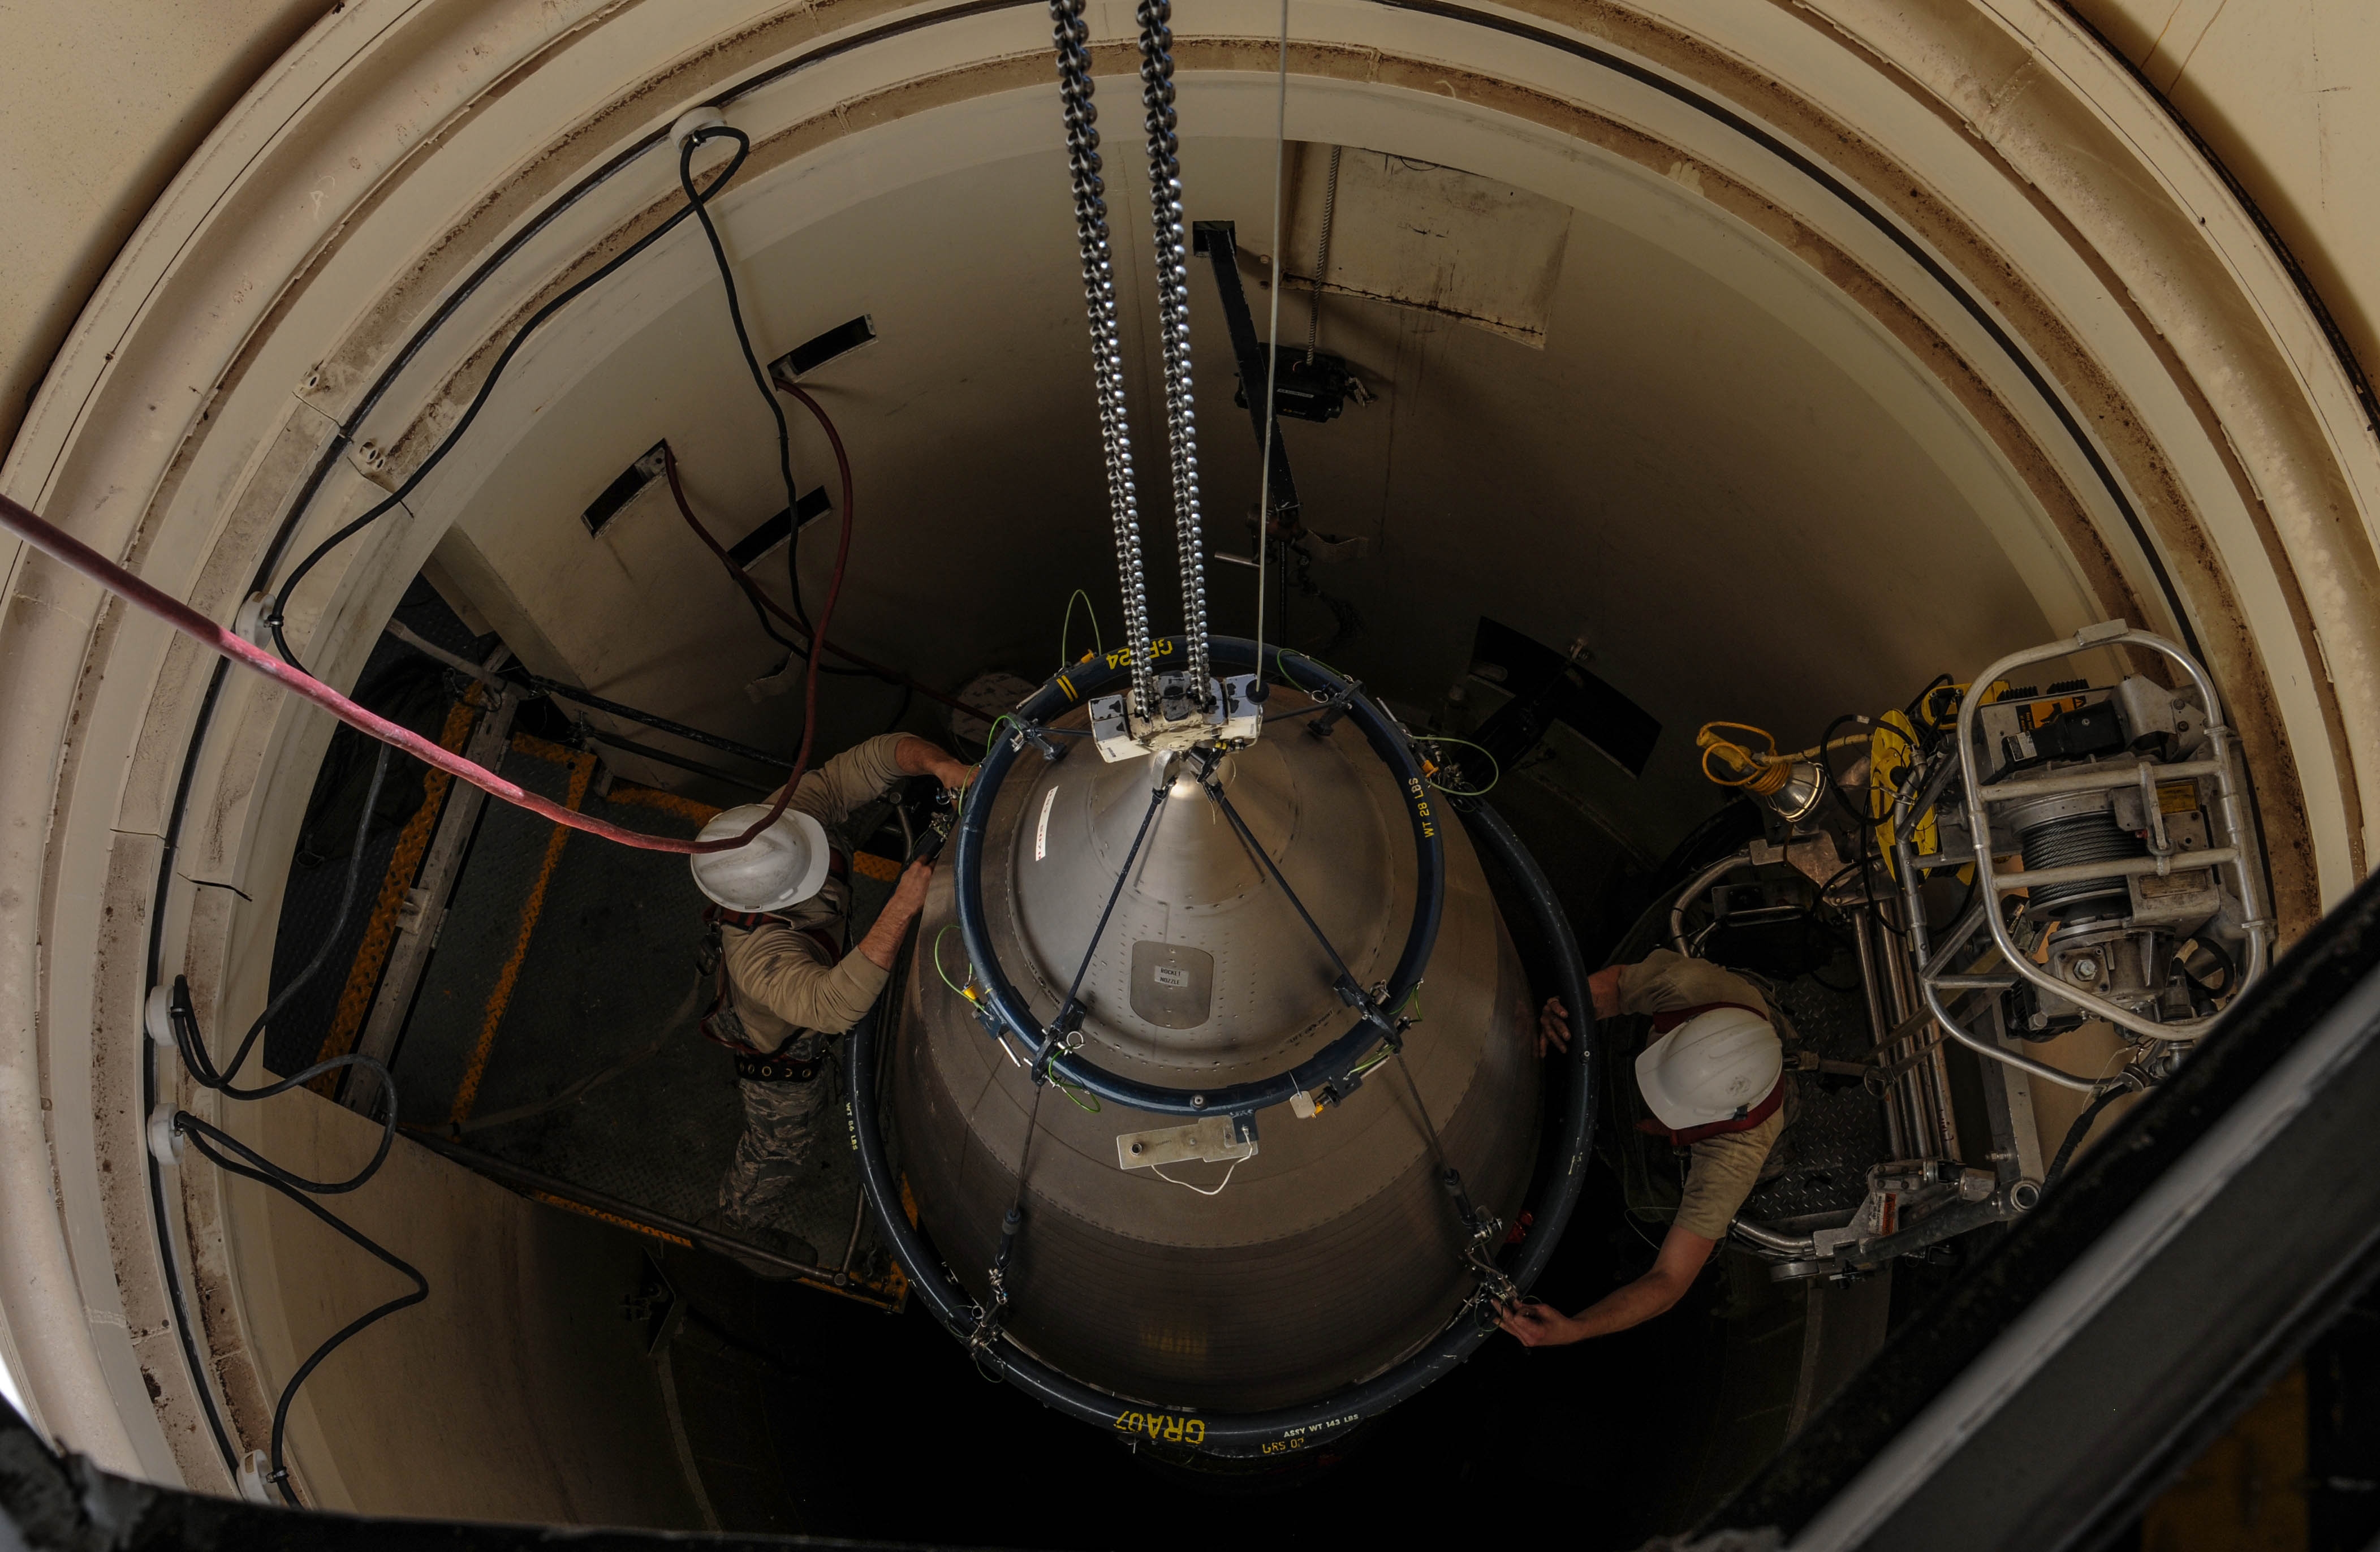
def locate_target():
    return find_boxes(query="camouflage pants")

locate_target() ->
[717,1073,838,1233]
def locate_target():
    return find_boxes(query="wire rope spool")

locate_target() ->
[851,638,1598,1446]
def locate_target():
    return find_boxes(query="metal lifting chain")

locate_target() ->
[1050,0,1158,719]
[1308,144,1343,364]
[1135,0,1211,697]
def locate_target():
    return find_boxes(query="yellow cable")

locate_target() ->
[1696,722,1796,795]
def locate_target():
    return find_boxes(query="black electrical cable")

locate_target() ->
[2042,1079,2143,1192]
[173,1119,426,1504]
[265,136,758,675]
[676,127,814,639]
[1902,672,1954,730]
[1816,712,1870,830]
[1803,852,1875,991]
[502,668,784,767]
[182,745,394,1096]
[158,740,426,1506]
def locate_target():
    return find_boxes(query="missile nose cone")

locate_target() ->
[1006,732,1398,1071]
[892,649,1541,1416]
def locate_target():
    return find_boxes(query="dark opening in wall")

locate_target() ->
[729,489,834,569]
[583,441,670,536]
[771,314,876,380]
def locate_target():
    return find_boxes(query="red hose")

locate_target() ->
[0,491,829,856]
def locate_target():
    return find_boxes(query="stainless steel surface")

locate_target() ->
[1731,1218,1819,1257]
[1984,848,2242,895]
[1973,756,2227,805]
[1128,941,1216,1029]
[1972,995,2043,1188]
[1896,806,2104,1092]
[892,692,1537,1411]
[1005,724,1402,1072]
[1878,897,1956,1164]
[1114,1115,1258,1170]
[1750,759,1827,824]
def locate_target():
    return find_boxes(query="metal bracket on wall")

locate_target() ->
[340,674,519,1118]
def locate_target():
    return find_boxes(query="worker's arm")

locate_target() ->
[1497,1223,1717,1346]
[1615,949,1768,1018]
[1535,967,1622,1056]
[1537,951,1769,1057]
[788,734,972,829]
[892,733,972,793]
[726,850,936,1028]
[852,856,933,971]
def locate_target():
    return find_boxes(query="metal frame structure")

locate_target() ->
[1704,623,2274,1277]
[1946,623,2274,1045]
[1705,868,2380,1550]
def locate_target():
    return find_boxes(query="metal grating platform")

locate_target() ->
[1740,958,1888,1225]
[265,693,904,1299]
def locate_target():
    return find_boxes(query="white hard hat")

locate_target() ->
[688,803,831,913]
[1635,1006,1782,1131]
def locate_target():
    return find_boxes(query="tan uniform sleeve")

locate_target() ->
[723,921,891,1037]
[1614,949,1772,1019]
[1674,1109,1786,1240]
[768,733,912,833]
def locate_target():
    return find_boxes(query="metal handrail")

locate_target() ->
[1668,847,1756,955]
[1984,848,2240,895]
[1894,844,2102,1092]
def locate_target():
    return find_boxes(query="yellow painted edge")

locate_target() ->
[448,750,597,1124]
[311,695,481,1085]
[529,1191,693,1248]
[606,782,722,825]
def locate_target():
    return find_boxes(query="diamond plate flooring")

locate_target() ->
[1743,962,1888,1226]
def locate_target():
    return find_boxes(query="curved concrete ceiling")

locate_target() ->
[1,0,2374,1520]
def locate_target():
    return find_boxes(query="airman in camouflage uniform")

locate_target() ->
[702,734,964,1266]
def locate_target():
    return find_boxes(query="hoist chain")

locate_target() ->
[1135,0,1211,699]
[1050,0,1157,719]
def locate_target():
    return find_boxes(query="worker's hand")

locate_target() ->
[1537,997,1571,1058]
[1588,964,1624,1021]
[895,734,975,797]
[886,858,934,923]
[1495,1298,1579,1348]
